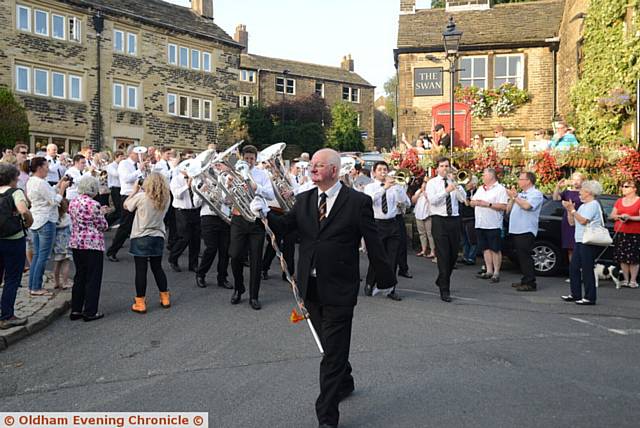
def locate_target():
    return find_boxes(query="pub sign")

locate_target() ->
[414,67,443,96]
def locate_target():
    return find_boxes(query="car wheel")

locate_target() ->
[531,241,562,277]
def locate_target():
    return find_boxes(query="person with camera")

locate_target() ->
[0,163,33,329]
[64,154,92,200]
[610,179,640,288]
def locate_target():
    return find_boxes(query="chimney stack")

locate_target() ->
[340,54,354,72]
[191,0,214,20]
[234,24,248,53]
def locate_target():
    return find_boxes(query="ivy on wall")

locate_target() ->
[569,0,639,146]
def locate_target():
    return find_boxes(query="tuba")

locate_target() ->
[340,156,356,188]
[179,158,233,225]
[258,143,295,211]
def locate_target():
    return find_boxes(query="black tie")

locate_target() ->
[444,177,452,216]
[381,183,388,214]
[318,192,327,222]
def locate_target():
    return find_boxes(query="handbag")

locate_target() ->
[582,204,613,246]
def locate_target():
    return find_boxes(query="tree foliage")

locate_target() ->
[327,103,364,152]
[383,75,398,120]
[0,87,29,150]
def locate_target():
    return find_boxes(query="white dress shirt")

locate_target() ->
[171,173,196,209]
[364,180,400,220]
[45,155,65,183]
[193,191,231,218]
[393,184,411,214]
[295,180,316,195]
[413,190,430,220]
[153,159,173,182]
[64,166,91,200]
[472,182,509,229]
[426,175,461,217]
[118,158,143,196]
[317,180,342,216]
[251,167,275,201]
[107,161,120,188]
[26,176,62,229]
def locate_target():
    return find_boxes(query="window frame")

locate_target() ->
[167,93,177,115]
[68,17,81,43]
[493,53,524,89]
[52,14,65,40]
[203,52,211,72]
[191,49,201,70]
[191,97,201,119]
[459,55,488,89]
[168,44,177,65]
[351,87,360,103]
[34,68,49,96]
[113,29,125,53]
[68,74,82,101]
[315,82,325,98]
[179,46,189,68]
[203,99,212,121]
[178,95,189,117]
[127,85,138,110]
[127,32,137,56]
[113,83,124,108]
[16,4,31,32]
[52,71,66,99]
[15,65,30,93]
[34,9,49,36]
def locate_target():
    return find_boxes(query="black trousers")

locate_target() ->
[431,215,461,292]
[196,215,230,281]
[366,218,399,290]
[164,194,178,251]
[261,215,296,276]
[134,256,168,297]
[107,195,134,257]
[169,208,201,269]
[306,277,355,426]
[395,214,409,274]
[106,186,122,225]
[71,249,104,316]
[229,215,264,299]
[511,232,536,286]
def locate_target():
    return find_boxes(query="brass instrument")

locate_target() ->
[133,146,150,184]
[258,142,295,211]
[339,156,356,188]
[389,168,411,185]
[447,167,471,185]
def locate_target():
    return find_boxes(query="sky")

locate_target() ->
[164,0,407,97]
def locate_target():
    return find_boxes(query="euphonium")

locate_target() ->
[258,142,295,211]
[182,157,232,224]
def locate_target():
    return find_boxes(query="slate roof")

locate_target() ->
[240,54,375,88]
[397,0,564,51]
[67,0,241,48]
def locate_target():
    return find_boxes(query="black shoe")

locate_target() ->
[398,271,413,279]
[261,271,269,281]
[463,259,475,266]
[106,254,119,262]
[337,385,355,402]
[230,291,242,305]
[477,267,487,274]
[69,312,83,321]
[318,425,337,428]
[476,272,492,279]
[489,275,500,284]
[440,290,452,303]
[196,276,207,288]
[516,284,537,292]
[217,279,233,289]
[387,292,402,301]
[364,284,373,296]
[169,262,181,272]
[250,298,261,310]
[511,282,521,288]
[83,312,104,322]
[561,295,578,302]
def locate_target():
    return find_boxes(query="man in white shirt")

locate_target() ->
[491,126,511,153]
[393,180,413,280]
[106,150,125,226]
[63,154,90,200]
[363,161,403,301]
[106,146,145,262]
[426,156,464,302]
[229,145,275,310]
[154,147,178,251]
[168,166,201,272]
[470,168,509,283]
[45,143,66,186]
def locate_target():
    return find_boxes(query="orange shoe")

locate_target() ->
[159,291,171,308]
[131,297,147,314]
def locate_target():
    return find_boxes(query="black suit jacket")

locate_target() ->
[268,184,396,307]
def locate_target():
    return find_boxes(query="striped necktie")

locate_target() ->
[381,183,388,214]
[444,177,452,216]
[318,192,327,222]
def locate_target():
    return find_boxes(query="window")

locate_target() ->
[342,87,350,101]
[114,30,124,53]
[191,49,200,70]
[34,9,49,36]
[168,44,177,65]
[191,98,201,119]
[167,93,176,115]
[459,56,487,88]
[203,52,211,72]
[16,66,30,93]
[16,5,31,32]
[52,14,65,40]
[178,95,189,117]
[34,69,49,96]
[69,75,81,100]
[68,17,81,42]
[276,77,295,94]
[356,112,361,127]
[494,54,523,88]
[286,79,295,94]
[315,82,324,98]
[239,94,254,107]
[52,72,65,98]
[127,33,137,56]
[127,85,138,109]
[203,100,212,121]
[113,83,124,107]
[179,47,189,68]
[240,70,256,82]
[342,87,359,103]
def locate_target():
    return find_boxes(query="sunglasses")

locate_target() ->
[622,185,635,188]
[19,151,28,155]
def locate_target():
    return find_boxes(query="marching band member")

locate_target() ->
[363,160,402,301]
[45,143,66,187]
[229,145,275,310]
[261,192,295,282]
[63,154,91,200]
[154,147,178,251]
[106,150,125,226]
[168,165,201,272]
[394,179,413,279]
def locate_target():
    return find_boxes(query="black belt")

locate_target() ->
[176,207,199,211]
[375,218,396,223]
[432,215,459,220]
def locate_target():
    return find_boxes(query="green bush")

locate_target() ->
[327,103,364,152]
[0,87,29,150]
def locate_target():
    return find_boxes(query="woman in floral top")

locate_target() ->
[68,176,109,322]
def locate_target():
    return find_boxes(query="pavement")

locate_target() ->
[1,236,639,427]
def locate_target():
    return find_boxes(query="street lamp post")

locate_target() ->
[442,16,463,158]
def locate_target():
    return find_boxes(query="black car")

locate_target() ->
[503,195,618,277]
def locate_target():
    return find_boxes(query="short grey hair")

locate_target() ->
[0,163,19,186]
[581,180,603,197]
[77,175,100,197]
[483,168,498,181]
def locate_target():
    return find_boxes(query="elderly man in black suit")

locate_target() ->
[253,148,396,428]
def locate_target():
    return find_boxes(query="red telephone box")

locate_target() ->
[431,102,471,148]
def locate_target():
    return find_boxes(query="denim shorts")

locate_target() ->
[129,236,164,257]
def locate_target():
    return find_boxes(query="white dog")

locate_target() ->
[594,264,625,289]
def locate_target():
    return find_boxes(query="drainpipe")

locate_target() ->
[546,37,560,122]
[92,12,104,151]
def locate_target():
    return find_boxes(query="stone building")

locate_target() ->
[374,95,394,149]
[395,0,566,150]
[0,0,242,154]
[233,25,376,149]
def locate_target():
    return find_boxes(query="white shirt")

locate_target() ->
[317,180,342,216]
[171,173,196,209]
[472,182,509,229]
[492,136,510,153]
[251,167,275,201]
[413,189,430,220]
[107,161,120,188]
[118,157,143,196]
[426,175,461,217]
[64,166,91,200]
[26,176,62,229]
[393,184,411,215]
[364,180,401,220]
[153,159,173,182]
[193,190,231,218]
[45,155,65,183]
[295,180,316,195]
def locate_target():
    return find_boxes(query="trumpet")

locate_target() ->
[133,146,150,185]
[389,168,411,186]
[447,167,472,185]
